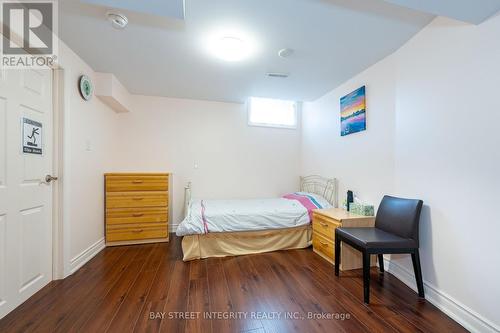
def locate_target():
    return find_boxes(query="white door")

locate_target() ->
[0,68,53,319]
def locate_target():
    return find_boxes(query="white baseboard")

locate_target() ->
[69,238,105,275]
[170,224,179,233]
[384,257,499,333]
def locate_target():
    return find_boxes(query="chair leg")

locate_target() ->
[334,235,341,276]
[378,254,384,273]
[362,251,370,304]
[411,250,425,298]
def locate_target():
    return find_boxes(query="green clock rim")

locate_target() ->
[79,75,93,101]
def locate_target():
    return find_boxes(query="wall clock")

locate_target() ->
[79,75,93,101]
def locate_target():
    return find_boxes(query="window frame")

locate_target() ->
[247,97,298,129]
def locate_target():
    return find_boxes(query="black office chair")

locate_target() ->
[335,195,424,304]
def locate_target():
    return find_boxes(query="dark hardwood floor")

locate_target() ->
[0,235,467,333]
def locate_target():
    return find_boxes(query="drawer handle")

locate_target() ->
[132,197,144,201]
[132,229,144,233]
[132,180,144,184]
[319,241,329,246]
[319,222,329,227]
[132,213,144,217]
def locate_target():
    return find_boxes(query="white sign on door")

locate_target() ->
[22,117,43,154]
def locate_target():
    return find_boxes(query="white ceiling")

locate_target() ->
[59,0,437,102]
[382,0,500,24]
[80,0,185,19]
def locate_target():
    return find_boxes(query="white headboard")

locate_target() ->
[184,181,192,218]
[183,175,338,217]
[300,175,338,207]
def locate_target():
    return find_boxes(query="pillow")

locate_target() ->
[284,192,333,209]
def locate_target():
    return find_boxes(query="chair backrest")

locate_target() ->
[375,195,424,242]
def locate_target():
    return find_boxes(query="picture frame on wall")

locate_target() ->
[340,86,366,136]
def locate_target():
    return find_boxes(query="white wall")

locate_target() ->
[57,41,119,275]
[301,54,397,208]
[114,95,302,229]
[393,16,500,332]
[301,15,500,332]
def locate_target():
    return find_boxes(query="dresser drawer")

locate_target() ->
[106,207,168,225]
[312,232,335,262]
[106,223,168,242]
[312,213,340,240]
[106,175,168,192]
[106,192,168,209]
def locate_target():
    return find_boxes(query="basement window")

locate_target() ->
[248,97,298,129]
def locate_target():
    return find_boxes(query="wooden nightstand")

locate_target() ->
[312,208,376,270]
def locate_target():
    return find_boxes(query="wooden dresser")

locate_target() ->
[312,208,375,270]
[105,173,169,246]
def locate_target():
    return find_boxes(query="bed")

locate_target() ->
[177,175,338,261]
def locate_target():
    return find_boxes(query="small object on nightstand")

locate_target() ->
[312,208,376,270]
[347,190,354,211]
[349,202,375,216]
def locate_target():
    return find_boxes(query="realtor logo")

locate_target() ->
[1,0,58,68]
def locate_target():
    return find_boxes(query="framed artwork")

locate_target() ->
[340,86,366,136]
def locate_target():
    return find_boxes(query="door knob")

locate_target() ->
[44,175,58,184]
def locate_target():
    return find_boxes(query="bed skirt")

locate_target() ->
[181,225,312,261]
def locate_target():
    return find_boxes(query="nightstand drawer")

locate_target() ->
[312,214,340,240]
[106,191,168,208]
[106,175,168,192]
[312,232,334,262]
[311,208,376,270]
[106,207,168,225]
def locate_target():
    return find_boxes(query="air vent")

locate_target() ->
[266,72,289,78]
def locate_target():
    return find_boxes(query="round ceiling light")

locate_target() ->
[107,11,128,29]
[209,36,252,62]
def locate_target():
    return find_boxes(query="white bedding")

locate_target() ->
[176,192,332,236]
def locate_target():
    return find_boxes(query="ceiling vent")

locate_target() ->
[266,72,289,78]
[107,11,128,29]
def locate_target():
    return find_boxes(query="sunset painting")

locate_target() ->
[340,86,366,136]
